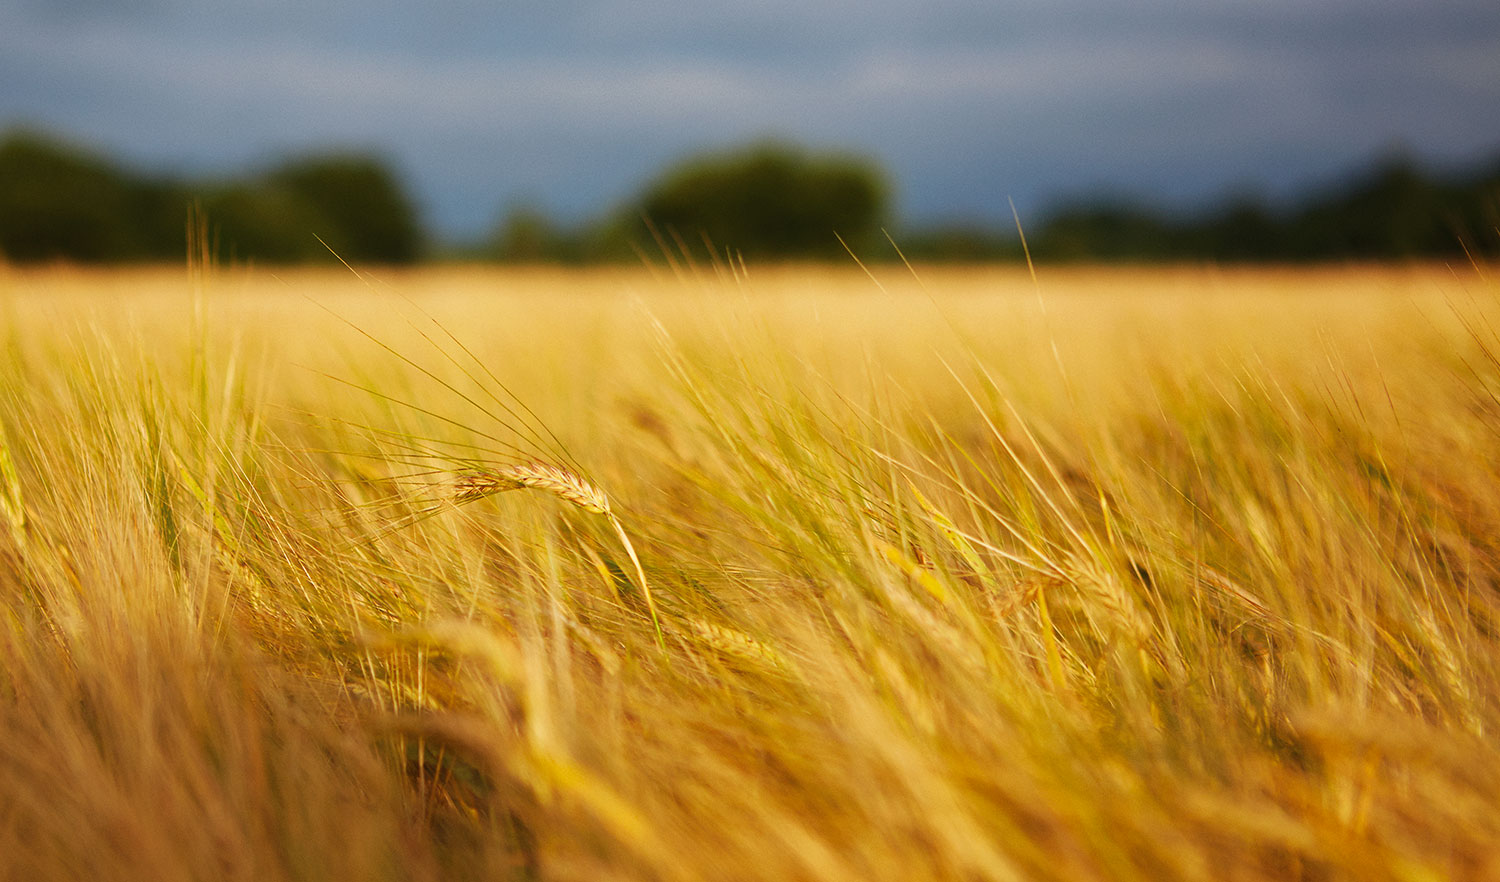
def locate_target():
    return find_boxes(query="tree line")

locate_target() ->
[1018,157,1500,263]
[0,131,422,264]
[1,128,1497,265]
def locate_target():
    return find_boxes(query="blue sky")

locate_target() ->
[3,0,1498,239]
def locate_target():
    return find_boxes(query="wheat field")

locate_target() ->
[1,261,1498,881]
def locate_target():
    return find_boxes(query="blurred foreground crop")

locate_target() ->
[1,263,1499,880]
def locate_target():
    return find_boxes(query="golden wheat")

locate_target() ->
[688,618,794,673]
[455,462,611,514]
[6,264,1498,882]
[452,461,663,644]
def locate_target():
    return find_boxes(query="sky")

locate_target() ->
[3,0,1499,240]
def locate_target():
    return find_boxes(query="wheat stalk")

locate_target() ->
[453,462,662,645]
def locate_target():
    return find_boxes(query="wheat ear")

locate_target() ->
[455,462,663,645]
[456,462,611,513]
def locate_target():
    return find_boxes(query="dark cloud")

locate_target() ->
[2,0,1497,237]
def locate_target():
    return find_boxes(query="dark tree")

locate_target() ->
[198,184,334,264]
[268,154,424,263]
[1288,158,1451,258]
[0,132,143,262]
[631,143,889,260]
[1032,202,1179,261]
[490,205,579,262]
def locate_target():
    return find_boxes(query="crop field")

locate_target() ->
[2,261,1499,881]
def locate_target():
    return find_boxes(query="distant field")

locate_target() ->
[2,262,1498,881]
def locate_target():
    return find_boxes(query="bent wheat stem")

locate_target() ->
[455,462,663,646]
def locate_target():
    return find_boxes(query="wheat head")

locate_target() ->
[455,462,611,514]
[450,461,662,645]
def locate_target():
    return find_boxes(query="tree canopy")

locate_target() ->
[0,131,423,264]
[0,132,154,262]
[267,155,423,263]
[628,143,890,260]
